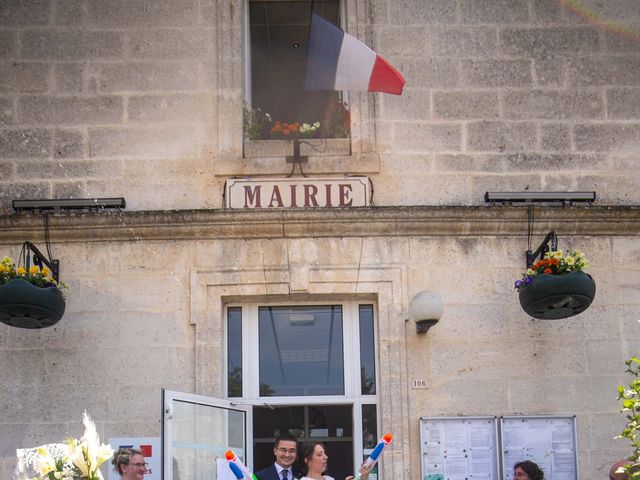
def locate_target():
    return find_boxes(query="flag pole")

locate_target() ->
[309,0,315,21]
[303,0,316,89]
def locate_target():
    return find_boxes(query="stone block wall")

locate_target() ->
[0,0,639,210]
[0,1,639,479]
[376,0,640,205]
[0,220,637,479]
[0,0,218,211]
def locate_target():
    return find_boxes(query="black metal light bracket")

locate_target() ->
[22,241,60,284]
[13,213,61,283]
[415,319,439,334]
[526,230,557,269]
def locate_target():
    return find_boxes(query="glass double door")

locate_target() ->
[253,404,354,480]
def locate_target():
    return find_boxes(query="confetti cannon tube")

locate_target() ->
[355,433,393,479]
[225,450,257,480]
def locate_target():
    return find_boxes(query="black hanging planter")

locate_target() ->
[519,271,596,320]
[0,278,66,329]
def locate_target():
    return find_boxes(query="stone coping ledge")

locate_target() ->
[0,205,639,243]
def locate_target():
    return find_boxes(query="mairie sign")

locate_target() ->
[224,177,372,209]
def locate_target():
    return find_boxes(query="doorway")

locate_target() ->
[227,302,380,477]
[253,404,354,480]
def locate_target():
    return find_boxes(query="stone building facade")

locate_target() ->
[1,1,640,479]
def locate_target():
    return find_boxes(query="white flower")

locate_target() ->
[68,412,114,479]
[15,443,70,480]
[300,122,320,134]
[17,413,114,480]
[33,447,57,476]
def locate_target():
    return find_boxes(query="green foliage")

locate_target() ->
[321,97,350,139]
[617,357,640,478]
[243,96,351,140]
[243,103,272,140]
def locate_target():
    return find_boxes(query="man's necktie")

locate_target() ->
[281,470,289,480]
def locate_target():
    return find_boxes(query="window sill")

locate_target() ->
[213,139,380,176]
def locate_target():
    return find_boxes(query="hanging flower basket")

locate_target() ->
[515,248,596,320]
[518,270,596,320]
[0,278,66,329]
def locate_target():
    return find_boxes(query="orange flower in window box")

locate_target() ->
[271,121,301,138]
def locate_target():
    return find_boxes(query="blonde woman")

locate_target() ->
[300,442,370,480]
[111,448,147,480]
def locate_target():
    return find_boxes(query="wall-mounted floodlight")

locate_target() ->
[12,197,126,212]
[484,191,596,204]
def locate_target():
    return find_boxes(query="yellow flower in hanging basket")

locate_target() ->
[0,256,67,293]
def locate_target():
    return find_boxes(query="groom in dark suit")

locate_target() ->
[255,434,302,480]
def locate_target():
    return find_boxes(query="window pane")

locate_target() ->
[227,307,242,397]
[359,305,376,395]
[253,405,305,439]
[361,404,378,449]
[258,305,344,396]
[361,403,378,475]
[308,405,353,438]
[171,400,246,480]
[249,0,347,137]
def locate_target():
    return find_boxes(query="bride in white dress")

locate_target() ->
[298,441,371,480]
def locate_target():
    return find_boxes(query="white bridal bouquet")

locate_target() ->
[14,412,114,480]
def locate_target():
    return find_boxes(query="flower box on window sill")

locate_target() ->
[243,138,351,158]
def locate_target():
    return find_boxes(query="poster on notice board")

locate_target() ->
[420,416,499,480]
[501,416,577,480]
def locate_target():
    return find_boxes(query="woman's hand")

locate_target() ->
[345,463,372,480]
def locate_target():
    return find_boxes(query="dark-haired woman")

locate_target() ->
[111,447,147,480]
[300,441,371,480]
[514,460,544,480]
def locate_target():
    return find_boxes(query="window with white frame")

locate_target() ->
[226,301,380,476]
[246,0,350,140]
[213,0,378,173]
[227,302,377,399]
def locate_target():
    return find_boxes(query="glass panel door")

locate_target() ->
[162,389,252,480]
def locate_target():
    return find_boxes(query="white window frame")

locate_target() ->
[225,300,380,470]
[212,0,380,175]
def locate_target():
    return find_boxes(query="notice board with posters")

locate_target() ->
[420,416,500,480]
[500,416,578,480]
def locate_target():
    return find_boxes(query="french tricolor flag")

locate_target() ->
[304,13,405,95]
